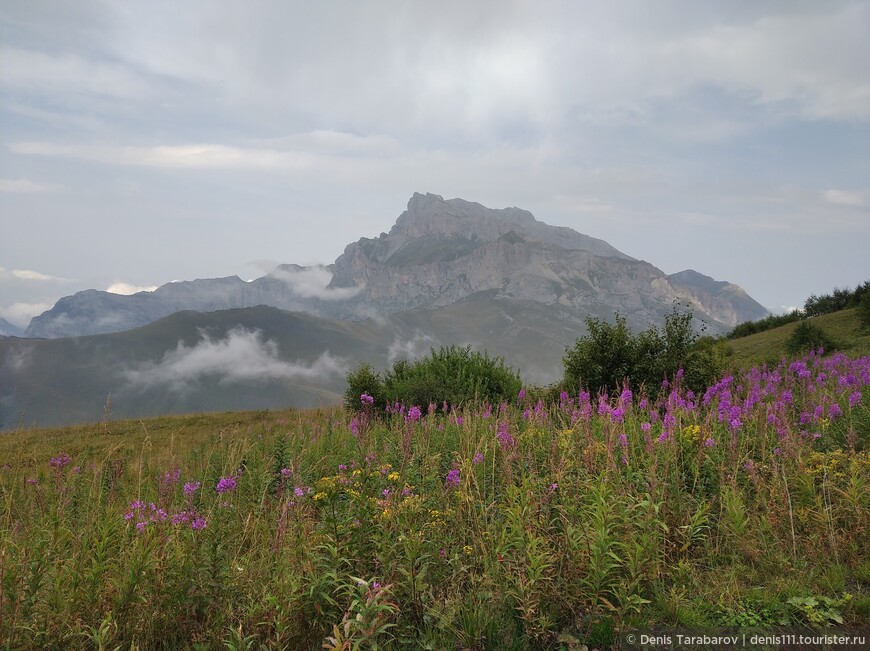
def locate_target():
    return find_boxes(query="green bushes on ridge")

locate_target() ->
[345,345,522,411]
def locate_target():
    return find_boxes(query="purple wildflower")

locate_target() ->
[280,468,292,479]
[49,454,70,470]
[472,452,484,465]
[517,388,526,401]
[849,391,862,408]
[496,421,515,450]
[183,481,201,496]
[445,468,461,488]
[294,486,305,498]
[641,422,652,433]
[216,475,237,494]
[360,393,374,406]
[703,437,715,448]
[407,406,422,422]
[191,517,207,530]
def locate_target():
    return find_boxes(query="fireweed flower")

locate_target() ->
[216,476,237,494]
[445,468,460,488]
[49,454,70,470]
[406,405,422,422]
[703,437,716,448]
[850,391,862,408]
[163,468,181,486]
[641,422,652,433]
[496,421,515,449]
[360,393,374,406]
[184,481,201,496]
[472,452,484,465]
[517,388,526,401]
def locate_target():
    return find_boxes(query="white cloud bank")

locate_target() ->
[106,282,158,295]
[123,328,347,391]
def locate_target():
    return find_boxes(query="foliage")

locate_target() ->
[728,310,803,339]
[346,345,522,412]
[562,306,720,394]
[344,362,385,411]
[729,279,870,339]
[858,291,870,330]
[785,320,837,356]
[2,351,869,648]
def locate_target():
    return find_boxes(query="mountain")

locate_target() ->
[27,193,767,339]
[6,193,771,428]
[0,318,24,337]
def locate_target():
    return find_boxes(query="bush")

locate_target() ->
[345,346,522,412]
[562,306,721,394]
[785,320,837,356]
[344,362,384,411]
[859,292,870,330]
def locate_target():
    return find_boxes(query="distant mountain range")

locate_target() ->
[2,193,768,428]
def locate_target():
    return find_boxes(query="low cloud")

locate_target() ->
[106,282,158,295]
[0,302,53,328]
[0,267,69,283]
[122,328,347,391]
[388,332,438,365]
[267,265,362,300]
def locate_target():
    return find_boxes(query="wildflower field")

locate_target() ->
[1,351,869,649]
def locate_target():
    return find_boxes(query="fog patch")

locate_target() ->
[123,328,347,391]
[267,265,362,300]
[388,332,438,364]
[3,346,32,373]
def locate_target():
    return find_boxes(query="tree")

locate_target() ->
[562,306,714,395]
[785,320,836,356]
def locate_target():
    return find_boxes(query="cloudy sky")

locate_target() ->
[1,0,868,329]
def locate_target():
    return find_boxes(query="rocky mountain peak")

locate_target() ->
[389,193,534,241]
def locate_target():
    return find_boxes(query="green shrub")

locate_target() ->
[344,346,522,411]
[858,291,870,330]
[344,362,384,411]
[562,306,720,394]
[785,320,837,356]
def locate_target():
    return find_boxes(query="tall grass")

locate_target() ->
[1,352,868,649]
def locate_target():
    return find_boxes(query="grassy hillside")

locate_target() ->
[2,351,868,649]
[728,307,870,367]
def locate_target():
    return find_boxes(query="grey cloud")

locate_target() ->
[122,328,347,391]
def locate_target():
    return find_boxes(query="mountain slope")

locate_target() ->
[24,193,767,339]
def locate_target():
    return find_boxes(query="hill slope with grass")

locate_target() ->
[727,308,870,368]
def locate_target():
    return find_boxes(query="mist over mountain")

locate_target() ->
[0,318,24,338]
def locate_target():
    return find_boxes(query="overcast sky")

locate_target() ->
[1,0,869,328]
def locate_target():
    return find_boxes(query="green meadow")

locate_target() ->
[1,349,868,649]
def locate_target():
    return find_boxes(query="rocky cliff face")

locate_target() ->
[326,193,767,329]
[25,193,767,338]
